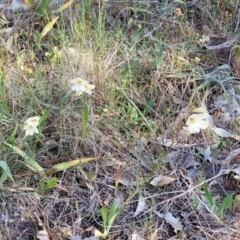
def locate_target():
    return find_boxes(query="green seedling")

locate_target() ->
[94,199,121,239]
[204,183,233,219]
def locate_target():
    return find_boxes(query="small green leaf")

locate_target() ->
[39,110,49,125]
[45,177,58,190]
[218,194,233,214]
[107,200,120,232]
[204,183,214,207]
[101,206,109,230]
[40,17,59,41]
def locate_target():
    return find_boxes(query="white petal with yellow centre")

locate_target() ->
[186,113,210,134]
[84,82,95,95]
[24,124,39,136]
[25,116,40,127]
[70,78,88,92]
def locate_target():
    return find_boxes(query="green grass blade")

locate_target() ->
[39,110,49,125]
[106,200,120,233]
[3,142,44,174]
[39,0,52,12]
[53,0,74,13]
[0,160,14,183]
[101,206,109,231]
[40,17,59,41]
[47,157,99,174]
[204,183,214,207]
[218,194,233,214]
[0,71,9,113]
[45,177,58,190]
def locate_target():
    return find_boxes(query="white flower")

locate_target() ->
[70,78,88,92]
[186,113,211,134]
[70,78,95,95]
[84,81,95,95]
[24,116,40,136]
[25,116,40,127]
[24,124,39,136]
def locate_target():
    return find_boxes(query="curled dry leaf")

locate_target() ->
[154,210,183,233]
[134,194,146,217]
[150,175,176,187]
[164,212,183,233]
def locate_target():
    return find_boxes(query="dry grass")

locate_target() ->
[1,0,240,239]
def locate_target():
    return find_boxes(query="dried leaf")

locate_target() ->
[37,230,49,240]
[118,178,140,187]
[150,175,176,187]
[164,212,183,233]
[47,157,99,175]
[134,194,146,217]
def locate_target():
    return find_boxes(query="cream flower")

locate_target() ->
[70,78,95,95]
[186,113,211,134]
[70,78,88,92]
[25,116,40,127]
[24,116,40,136]
[24,124,39,136]
[84,82,95,95]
